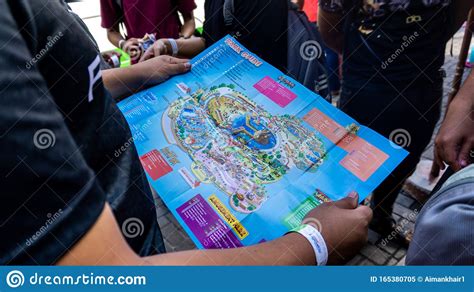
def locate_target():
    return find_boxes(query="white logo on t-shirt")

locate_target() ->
[87,55,102,102]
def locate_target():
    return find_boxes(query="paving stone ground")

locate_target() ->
[153,29,471,265]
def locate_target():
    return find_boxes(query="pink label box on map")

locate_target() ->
[253,76,297,108]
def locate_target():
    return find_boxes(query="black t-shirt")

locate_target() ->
[0,0,163,265]
[320,0,453,83]
[203,0,288,71]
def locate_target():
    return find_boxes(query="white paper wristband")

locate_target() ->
[291,224,328,266]
[118,39,125,50]
[168,38,179,57]
[110,54,120,68]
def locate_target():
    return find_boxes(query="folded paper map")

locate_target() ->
[118,36,408,249]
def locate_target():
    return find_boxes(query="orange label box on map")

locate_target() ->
[303,109,389,182]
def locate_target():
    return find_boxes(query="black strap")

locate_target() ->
[430,168,455,196]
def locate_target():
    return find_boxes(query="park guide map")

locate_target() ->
[118,36,408,249]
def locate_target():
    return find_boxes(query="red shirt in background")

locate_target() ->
[303,0,318,23]
[100,0,196,39]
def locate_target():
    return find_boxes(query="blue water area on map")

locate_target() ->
[230,114,276,150]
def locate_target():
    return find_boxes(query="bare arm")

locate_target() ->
[139,37,206,61]
[101,56,191,101]
[180,11,196,39]
[429,1,474,177]
[57,204,315,266]
[431,70,474,177]
[107,23,125,48]
[57,195,371,266]
[173,37,206,58]
[318,9,345,54]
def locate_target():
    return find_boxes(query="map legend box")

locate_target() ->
[254,76,297,108]
[140,150,173,180]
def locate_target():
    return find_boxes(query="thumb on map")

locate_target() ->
[333,191,359,209]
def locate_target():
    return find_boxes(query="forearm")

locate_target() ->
[58,204,315,266]
[176,37,205,58]
[180,13,196,38]
[107,27,125,48]
[102,56,191,100]
[318,10,344,54]
[102,66,146,101]
[453,70,474,105]
[58,194,370,266]
[431,68,474,175]
[161,37,206,58]
[143,233,315,266]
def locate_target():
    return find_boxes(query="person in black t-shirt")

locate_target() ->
[1,0,372,266]
[203,0,289,71]
[1,0,191,264]
[318,0,474,237]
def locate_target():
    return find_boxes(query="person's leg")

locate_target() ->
[339,76,442,234]
[369,154,424,234]
[325,48,341,95]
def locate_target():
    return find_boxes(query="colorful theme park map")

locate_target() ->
[118,36,408,249]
